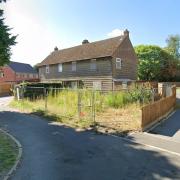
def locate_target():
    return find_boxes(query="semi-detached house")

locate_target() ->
[38,29,138,90]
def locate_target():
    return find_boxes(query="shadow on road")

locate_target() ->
[149,110,180,137]
[0,110,180,180]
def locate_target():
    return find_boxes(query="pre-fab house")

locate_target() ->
[38,30,138,90]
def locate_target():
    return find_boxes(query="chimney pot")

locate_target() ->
[82,39,89,44]
[54,46,58,51]
[124,29,129,36]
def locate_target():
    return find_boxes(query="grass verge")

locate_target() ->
[0,131,18,179]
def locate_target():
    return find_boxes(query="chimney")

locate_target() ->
[54,46,58,51]
[124,29,129,36]
[82,39,89,44]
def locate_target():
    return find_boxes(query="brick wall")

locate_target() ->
[0,66,15,83]
[112,36,138,80]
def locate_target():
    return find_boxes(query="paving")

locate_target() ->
[150,110,180,142]
[129,90,180,156]
[0,96,180,180]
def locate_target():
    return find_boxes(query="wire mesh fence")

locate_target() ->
[12,85,172,132]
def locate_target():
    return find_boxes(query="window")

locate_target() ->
[72,61,76,71]
[58,63,62,72]
[46,65,49,73]
[90,59,96,70]
[116,58,122,69]
[122,81,127,89]
[71,81,77,89]
[0,72,4,78]
[93,81,101,90]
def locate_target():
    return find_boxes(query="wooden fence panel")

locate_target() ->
[141,86,176,129]
[0,83,12,96]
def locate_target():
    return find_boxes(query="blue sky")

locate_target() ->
[1,0,180,65]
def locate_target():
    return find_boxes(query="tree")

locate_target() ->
[0,0,17,66]
[135,45,177,81]
[165,34,180,60]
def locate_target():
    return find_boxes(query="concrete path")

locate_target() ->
[0,97,180,180]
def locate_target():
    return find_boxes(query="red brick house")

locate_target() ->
[0,61,38,84]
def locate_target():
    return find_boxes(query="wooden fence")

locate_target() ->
[0,83,12,96]
[141,86,176,130]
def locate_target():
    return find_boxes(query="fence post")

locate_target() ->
[92,90,96,125]
[78,90,81,119]
[151,89,155,103]
[44,88,47,111]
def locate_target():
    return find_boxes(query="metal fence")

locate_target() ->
[14,85,171,132]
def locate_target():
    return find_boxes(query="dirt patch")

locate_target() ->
[96,104,142,134]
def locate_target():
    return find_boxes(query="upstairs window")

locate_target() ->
[0,72,4,78]
[58,63,62,72]
[46,65,49,73]
[116,58,122,69]
[38,68,41,76]
[72,61,76,71]
[90,59,96,70]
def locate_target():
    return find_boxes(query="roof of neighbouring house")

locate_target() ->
[38,31,129,67]
[8,61,37,74]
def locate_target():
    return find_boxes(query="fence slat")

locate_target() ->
[141,86,176,129]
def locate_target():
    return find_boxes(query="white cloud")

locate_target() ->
[2,0,62,66]
[107,29,124,37]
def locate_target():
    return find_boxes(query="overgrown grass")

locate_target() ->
[0,131,18,178]
[10,88,149,131]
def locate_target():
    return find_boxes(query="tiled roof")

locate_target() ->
[8,61,37,74]
[38,35,126,66]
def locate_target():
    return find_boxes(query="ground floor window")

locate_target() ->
[71,81,77,89]
[122,81,127,89]
[93,81,102,90]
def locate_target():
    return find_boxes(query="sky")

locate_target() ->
[1,0,180,65]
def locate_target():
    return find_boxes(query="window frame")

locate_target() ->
[72,61,76,72]
[90,59,97,70]
[93,81,102,90]
[116,58,122,69]
[58,63,63,72]
[46,65,50,74]
[0,72,4,78]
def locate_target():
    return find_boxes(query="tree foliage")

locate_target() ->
[0,0,17,66]
[135,45,177,81]
[165,34,180,60]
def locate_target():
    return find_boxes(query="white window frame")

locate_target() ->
[122,81,127,89]
[0,72,4,78]
[90,59,96,70]
[116,58,122,69]
[46,65,50,74]
[93,81,102,90]
[58,63,62,72]
[72,61,76,71]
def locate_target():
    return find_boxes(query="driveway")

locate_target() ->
[0,97,180,180]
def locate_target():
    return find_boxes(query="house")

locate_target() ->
[38,29,138,90]
[0,61,39,84]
